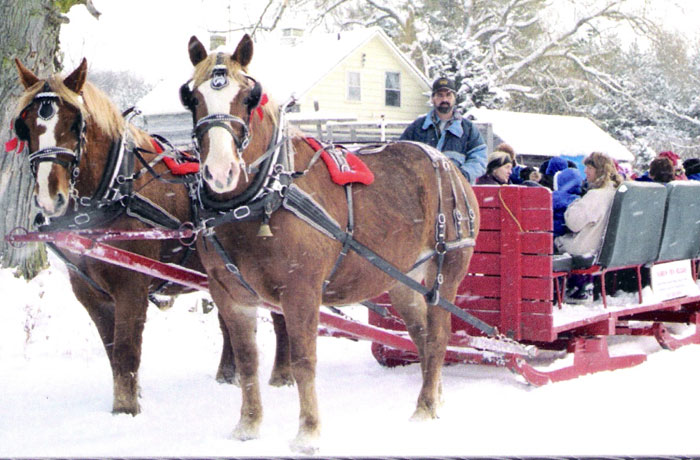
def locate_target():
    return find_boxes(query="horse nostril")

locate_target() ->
[204,165,213,181]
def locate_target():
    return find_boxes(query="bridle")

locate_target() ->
[16,84,87,183]
[179,55,263,183]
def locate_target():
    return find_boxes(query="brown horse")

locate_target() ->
[183,34,480,453]
[13,58,292,415]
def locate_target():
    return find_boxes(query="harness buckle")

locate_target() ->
[200,218,216,236]
[74,213,90,225]
[79,196,92,207]
[435,241,447,255]
[225,263,241,275]
[233,206,251,220]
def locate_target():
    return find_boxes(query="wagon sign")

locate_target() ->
[652,260,700,301]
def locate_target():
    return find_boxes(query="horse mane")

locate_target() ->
[16,76,151,147]
[192,52,278,124]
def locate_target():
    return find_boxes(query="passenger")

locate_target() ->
[615,160,633,180]
[552,168,584,238]
[493,143,522,184]
[647,157,675,184]
[538,156,568,190]
[519,166,543,186]
[555,151,622,257]
[658,151,687,180]
[683,158,700,181]
[637,151,687,182]
[400,77,487,183]
[555,152,622,303]
[476,151,513,185]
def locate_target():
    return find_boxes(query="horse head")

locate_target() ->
[181,34,268,197]
[14,58,89,218]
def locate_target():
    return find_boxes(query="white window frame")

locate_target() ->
[347,71,361,102]
[385,71,401,107]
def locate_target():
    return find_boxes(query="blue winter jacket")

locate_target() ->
[552,168,584,237]
[688,173,700,181]
[400,110,487,183]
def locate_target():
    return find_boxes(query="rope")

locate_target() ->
[498,188,525,233]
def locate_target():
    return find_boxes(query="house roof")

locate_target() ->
[138,27,430,115]
[467,108,634,163]
[252,27,431,102]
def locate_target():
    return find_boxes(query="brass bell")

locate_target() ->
[257,222,273,237]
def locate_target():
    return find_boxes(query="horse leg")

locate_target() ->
[111,277,149,415]
[282,291,321,454]
[216,312,238,384]
[268,312,293,387]
[69,273,115,365]
[209,280,262,440]
[388,284,428,366]
[411,257,467,421]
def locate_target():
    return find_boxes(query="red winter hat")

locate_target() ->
[658,151,681,167]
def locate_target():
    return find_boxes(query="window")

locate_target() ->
[385,72,401,107]
[347,71,361,101]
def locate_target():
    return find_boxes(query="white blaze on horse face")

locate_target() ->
[199,80,242,193]
[35,107,62,214]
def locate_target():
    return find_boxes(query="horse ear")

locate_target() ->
[63,58,88,94]
[15,59,39,89]
[232,34,254,68]
[188,36,208,66]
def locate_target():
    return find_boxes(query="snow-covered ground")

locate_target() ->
[2,254,700,457]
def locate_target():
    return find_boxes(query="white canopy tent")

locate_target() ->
[468,108,635,163]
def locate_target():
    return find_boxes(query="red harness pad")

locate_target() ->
[305,137,374,186]
[151,139,200,175]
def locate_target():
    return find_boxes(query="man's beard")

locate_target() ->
[436,102,452,114]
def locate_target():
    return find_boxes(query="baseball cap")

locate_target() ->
[432,77,455,94]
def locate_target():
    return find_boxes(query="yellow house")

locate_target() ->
[253,27,431,122]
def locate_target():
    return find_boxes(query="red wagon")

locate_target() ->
[370,182,700,384]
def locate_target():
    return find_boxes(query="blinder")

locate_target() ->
[244,80,263,113]
[14,116,29,141]
[179,80,196,112]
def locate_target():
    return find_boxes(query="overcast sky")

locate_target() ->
[59,0,700,84]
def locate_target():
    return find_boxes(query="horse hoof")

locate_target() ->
[232,422,260,441]
[410,406,438,421]
[216,366,239,386]
[268,371,294,387]
[112,402,140,416]
[289,434,319,455]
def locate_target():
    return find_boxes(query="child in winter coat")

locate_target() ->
[552,167,584,237]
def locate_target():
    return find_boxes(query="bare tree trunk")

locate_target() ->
[0,0,67,277]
